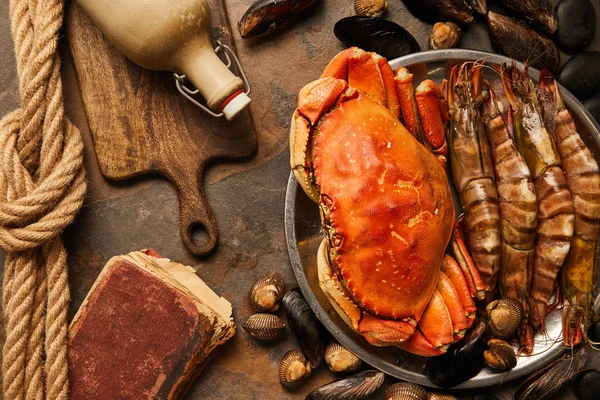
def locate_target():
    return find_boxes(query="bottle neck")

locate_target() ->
[181,46,245,112]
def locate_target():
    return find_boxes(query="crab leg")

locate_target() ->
[440,254,477,320]
[394,67,423,138]
[437,271,470,338]
[416,79,449,160]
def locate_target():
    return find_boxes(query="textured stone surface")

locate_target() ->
[1,0,600,399]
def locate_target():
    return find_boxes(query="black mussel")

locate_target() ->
[324,342,362,373]
[468,0,487,15]
[429,22,462,50]
[556,0,596,53]
[487,12,560,72]
[425,320,487,388]
[587,320,600,342]
[242,313,286,340]
[514,346,587,400]
[282,288,326,368]
[355,0,387,18]
[559,52,600,100]
[574,369,600,400]
[472,394,499,400]
[486,298,522,341]
[280,350,312,389]
[305,370,385,400]
[384,382,428,400]
[483,339,517,371]
[334,16,420,60]
[500,0,557,35]
[401,0,473,24]
[237,0,318,38]
[249,272,285,312]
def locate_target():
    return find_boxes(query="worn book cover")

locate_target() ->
[68,249,235,399]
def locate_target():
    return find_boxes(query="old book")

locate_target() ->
[68,249,235,399]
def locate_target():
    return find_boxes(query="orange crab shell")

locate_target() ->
[310,84,455,321]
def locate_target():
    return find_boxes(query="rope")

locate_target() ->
[1,0,87,398]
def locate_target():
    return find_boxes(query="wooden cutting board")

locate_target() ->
[66,1,257,257]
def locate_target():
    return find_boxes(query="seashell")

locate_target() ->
[242,313,286,340]
[249,272,285,312]
[574,369,600,400]
[500,0,557,35]
[425,320,488,388]
[334,16,420,61]
[514,346,587,400]
[279,350,312,389]
[324,342,362,373]
[428,394,458,400]
[401,0,473,24]
[237,0,319,38]
[468,0,487,14]
[354,0,387,18]
[384,382,428,400]
[484,339,517,371]
[305,370,385,400]
[429,22,462,50]
[486,298,522,340]
[282,288,326,368]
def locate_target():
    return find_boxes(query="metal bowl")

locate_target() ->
[284,49,600,389]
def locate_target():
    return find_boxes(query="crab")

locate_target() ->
[290,48,486,356]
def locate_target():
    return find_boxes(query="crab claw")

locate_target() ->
[415,79,449,162]
[322,47,400,119]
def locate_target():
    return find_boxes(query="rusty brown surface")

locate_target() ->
[1,0,600,399]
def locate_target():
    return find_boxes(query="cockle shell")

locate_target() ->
[324,342,362,373]
[384,382,428,400]
[279,350,312,388]
[486,298,523,340]
[429,22,462,50]
[249,272,285,312]
[429,394,459,400]
[354,0,388,18]
[242,313,286,340]
[484,339,517,371]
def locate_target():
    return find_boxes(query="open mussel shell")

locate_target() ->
[486,298,522,340]
[334,16,420,60]
[237,0,318,38]
[429,22,462,50]
[282,288,326,368]
[324,342,362,373]
[242,313,286,340]
[514,346,587,400]
[355,0,387,18]
[279,350,312,389]
[425,320,488,388]
[249,272,285,312]
[384,382,428,400]
[428,394,458,400]
[305,370,385,400]
[483,339,517,371]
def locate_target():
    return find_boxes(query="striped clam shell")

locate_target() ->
[249,272,285,312]
[428,393,459,400]
[242,313,286,340]
[384,382,428,400]
[354,0,387,18]
[486,298,523,340]
[279,350,312,388]
[484,339,517,371]
[324,342,362,373]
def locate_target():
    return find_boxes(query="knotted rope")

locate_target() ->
[1,0,86,398]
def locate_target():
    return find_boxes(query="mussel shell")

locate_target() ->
[486,298,522,341]
[429,22,462,50]
[500,0,558,35]
[483,339,517,371]
[279,350,312,389]
[354,0,387,18]
[249,272,285,312]
[425,320,488,388]
[282,288,326,368]
[468,0,487,15]
[384,382,428,400]
[514,346,587,400]
[305,370,385,400]
[237,0,319,38]
[334,16,420,60]
[401,0,473,24]
[324,342,362,373]
[428,394,458,400]
[242,313,286,340]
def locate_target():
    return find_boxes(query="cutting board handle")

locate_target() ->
[175,173,218,256]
